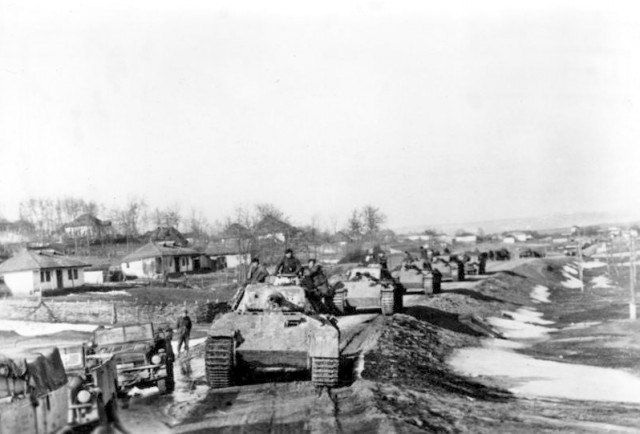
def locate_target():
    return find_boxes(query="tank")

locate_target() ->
[205,277,340,389]
[391,260,433,295]
[332,264,403,315]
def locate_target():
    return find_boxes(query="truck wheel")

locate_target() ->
[381,291,394,315]
[311,357,339,387]
[205,336,235,388]
[157,379,167,394]
[332,291,346,314]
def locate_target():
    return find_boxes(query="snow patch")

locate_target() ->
[563,265,578,275]
[582,261,606,270]
[591,275,614,289]
[531,285,550,303]
[0,320,99,337]
[561,272,584,289]
[451,345,640,403]
[502,308,554,325]
[487,317,556,340]
[86,290,131,297]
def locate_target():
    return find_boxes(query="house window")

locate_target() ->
[45,271,51,282]
[74,269,78,279]
[40,271,45,282]
[68,269,73,280]
[126,263,130,268]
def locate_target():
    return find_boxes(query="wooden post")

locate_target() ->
[630,236,637,320]
[578,244,584,292]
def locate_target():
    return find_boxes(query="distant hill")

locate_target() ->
[395,210,640,236]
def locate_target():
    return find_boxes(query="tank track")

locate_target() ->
[380,291,395,315]
[311,357,339,387]
[205,337,235,388]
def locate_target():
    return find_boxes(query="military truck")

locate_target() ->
[205,277,340,389]
[92,323,174,395]
[0,348,70,434]
[59,344,118,429]
[332,264,402,315]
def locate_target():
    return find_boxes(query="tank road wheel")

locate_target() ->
[333,291,346,314]
[311,357,339,387]
[205,337,235,388]
[381,291,395,315]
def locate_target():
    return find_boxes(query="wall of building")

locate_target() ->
[4,270,36,297]
[85,270,105,284]
[32,268,85,292]
[121,255,194,278]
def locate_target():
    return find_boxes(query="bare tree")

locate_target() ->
[346,209,363,239]
[362,205,386,234]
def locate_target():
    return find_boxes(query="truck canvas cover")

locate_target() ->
[0,347,67,399]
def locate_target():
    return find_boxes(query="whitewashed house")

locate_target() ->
[0,250,90,297]
[63,214,112,239]
[121,242,198,279]
[205,240,251,270]
[454,234,478,244]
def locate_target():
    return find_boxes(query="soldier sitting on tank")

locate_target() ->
[247,258,269,283]
[303,259,340,314]
[275,248,302,276]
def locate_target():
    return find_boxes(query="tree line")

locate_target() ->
[8,197,391,248]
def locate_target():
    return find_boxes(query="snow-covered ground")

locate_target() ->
[530,285,550,303]
[451,342,640,403]
[561,271,584,289]
[0,319,99,336]
[591,275,614,289]
[563,265,578,275]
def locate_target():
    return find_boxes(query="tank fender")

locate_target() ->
[208,329,244,346]
[308,322,339,359]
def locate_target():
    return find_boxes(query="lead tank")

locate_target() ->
[205,277,340,389]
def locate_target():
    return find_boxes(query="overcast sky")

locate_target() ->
[1,0,639,231]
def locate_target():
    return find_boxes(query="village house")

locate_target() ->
[121,242,199,279]
[0,249,90,297]
[205,239,251,270]
[454,234,478,244]
[63,214,112,239]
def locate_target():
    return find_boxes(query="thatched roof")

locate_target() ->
[143,226,188,246]
[63,214,111,229]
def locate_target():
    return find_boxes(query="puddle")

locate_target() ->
[451,344,640,403]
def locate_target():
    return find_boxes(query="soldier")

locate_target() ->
[478,252,488,275]
[275,248,302,276]
[247,258,269,283]
[432,267,442,295]
[456,255,465,281]
[176,309,192,355]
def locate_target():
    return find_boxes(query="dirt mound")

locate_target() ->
[362,314,511,433]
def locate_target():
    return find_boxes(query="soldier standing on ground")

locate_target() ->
[456,255,466,281]
[176,309,192,355]
[478,252,488,275]
[432,268,442,294]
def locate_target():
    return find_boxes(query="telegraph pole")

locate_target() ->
[578,244,584,292]
[630,235,637,320]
